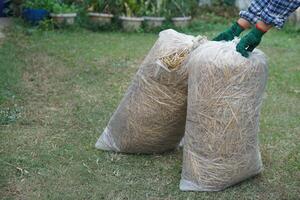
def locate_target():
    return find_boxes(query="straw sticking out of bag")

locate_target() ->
[159,48,190,70]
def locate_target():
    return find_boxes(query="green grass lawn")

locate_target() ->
[0,21,299,199]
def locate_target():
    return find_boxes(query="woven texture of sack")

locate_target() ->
[180,40,268,191]
[96,29,207,153]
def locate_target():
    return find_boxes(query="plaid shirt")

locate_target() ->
[240,0,300,28]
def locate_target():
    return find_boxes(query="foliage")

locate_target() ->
[51,2,77,13]
[120,0,143,17]
[62,0,84,5]
[19,0,199,18]
[166,0,195,17]
[23,0,55,10]
[194,4,238,19]
[38,18,55,30]
[212,0,236,6]
[141,0,168,17]
[21,0,78,13]
[85,0,114,13]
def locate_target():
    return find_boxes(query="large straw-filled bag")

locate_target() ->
[180,41,268,191]
[96,29,207,154]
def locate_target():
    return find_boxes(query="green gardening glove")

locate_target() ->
[236,27,265,58]
[213,22,244,41]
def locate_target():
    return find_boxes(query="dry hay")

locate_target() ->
[96,29,207,153]
[159,48,190,70]
[180,41,268,191]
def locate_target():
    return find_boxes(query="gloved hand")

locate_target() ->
[236,26,265,58]
[213,22,245,41]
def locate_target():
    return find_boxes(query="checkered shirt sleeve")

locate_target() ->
[240,0,300,29]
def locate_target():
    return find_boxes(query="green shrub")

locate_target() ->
[22,0,79,12]
[121,0,144,17]
[141,0,168,17]
[51,2,77,13]
[194,3,239,20]
[166,0,197,17]
[85,0,115,13]
[23,0,54,10]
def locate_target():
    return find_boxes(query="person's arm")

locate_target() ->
[256,20,272,32]
[237,18,251,29]
[237,0,300,57]
[213,0,268,41]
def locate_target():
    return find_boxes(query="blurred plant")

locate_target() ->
[195,2,238,19]
[167,0,195,17]
[141,0,168,17]
[212,0,236,6]
[121,0,143,17]
[51,2,77,13]
[38,18,55,30]
[23,0,55,10]
[62,0,84,5]
[85,0,114,13]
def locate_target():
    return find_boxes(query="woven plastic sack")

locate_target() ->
[96,29,207,153]
[180,40,268,191]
